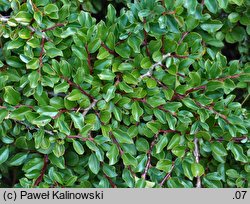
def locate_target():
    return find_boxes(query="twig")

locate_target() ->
[139,53,170,81]
[47,92,67,97]
[110,134,136,177]
[171,53,188,59]
[34,155,49,186]
[141,133,159,179]
[193,137,201,188]
[61,76,95,101]
[110,134,124,155]
[15,120,54,135]
[241,94,249,106]
[178,32,189,45]
[159,130,181,134]
[159,162,175,187]
[143,18,150,57]
[27,26,50,41]
[41,23,65,32]
[195,101,230,124]
[39,37,45,70]
[82,99,98,116]
[213,136,248,143]
[0,16,9,22]
[67,135,94,141]
[103,174,117,188]
[85,45,93,75]
[100,42,117,56]
[217,73,242,81]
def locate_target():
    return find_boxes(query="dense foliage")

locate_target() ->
[0,0,249,188]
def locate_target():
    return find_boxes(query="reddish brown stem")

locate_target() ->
[61,76,95,101]
[42,23,65,32]
[142,134,159,179]
[185,85,206,95]
[85,45,93,74]
[159,161,175,187]
[103,174,117,188]
[52,109,68,119]
[217,73,242,81]
[159,130,181,134]
[143,19,150,57]
[214,136,248,142]
[171,54,188,59]
[39,37,45,69]
[196,101,230,123]
[158,105,177,117]
[34,155,49,187]
[178,32,189,45]
[110,134,124,155]
[67,135,94,141]
[100,42,117,56]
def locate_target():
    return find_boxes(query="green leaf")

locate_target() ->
[122,153,138,168]
[191,163,205,177]
[28,71,40,88]
[88,39,101,53]
[228,143,248,163]
[106,145,119,165]
[69,112,84,130]
[7,39,25,50]
[184,0,197,14]
[37,106,58,117]
[156,159,172,172]
[4,86,21,105]
[48,154,65,169]
[8,152,28,166]
[128,36,142,53]
[182,98,199,110]
[140,57,152,69]
[207,81,224,91]
[229,0,244,6]
[27,58,39,69]
[22,157,43,173]
[0,146,9,165]
[72,140,85,155]
[103,86,116,102]
[147,96,166,108]
[136,138,149,152]
[118,63,134,71]
[0,109,8,123]
[204,0,218,13]
[167,134,180,150]
[46,48,63,58]
[165,112,177,130]
[44,4,59,14]
[113,129,133,144]
[88,153,100,174]
[53,143,65,158]
[98,70,116,81]
[211,142,227,156]
[72,45,88,60]
[54,82,69,94]
[14,11,32,25]
[155,135,169,153]
[201,20,223,33]
[131,101,144,122]
[226,169,240,179]
[103,163,117,178]
[217,0,228,9]
[67,89,84,101]
[182,161,194,180]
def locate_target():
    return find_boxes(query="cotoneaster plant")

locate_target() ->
[0,0,249,188]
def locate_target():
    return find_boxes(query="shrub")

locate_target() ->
[0,0,249,188]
